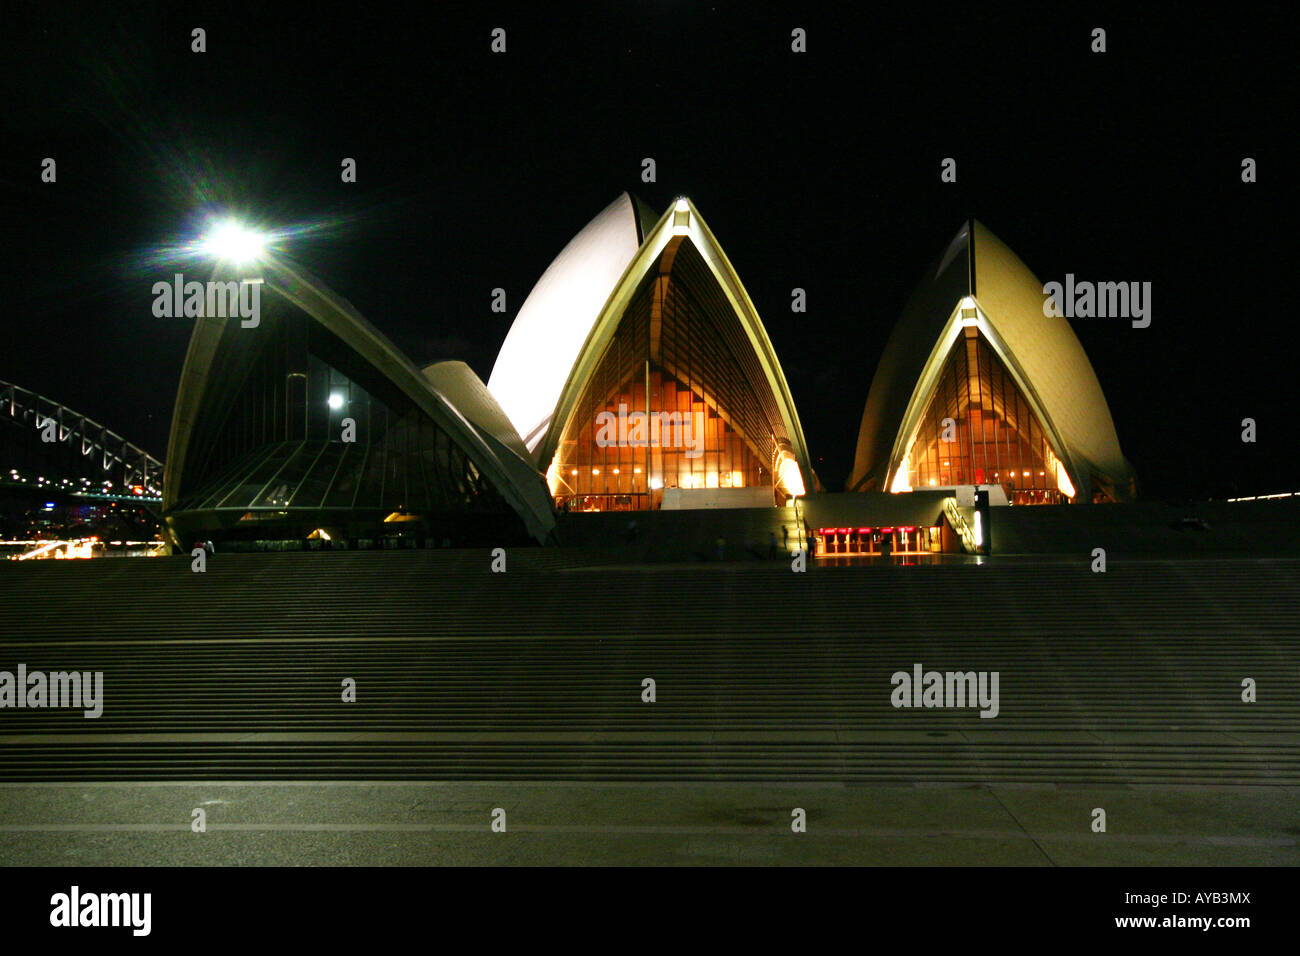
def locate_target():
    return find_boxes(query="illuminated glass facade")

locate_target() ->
[549,237,791,511]
[896,326,1071,505]
[555,366,768,511]
[166,296,529,548]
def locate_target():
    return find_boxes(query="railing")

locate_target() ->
[942,496,980,554]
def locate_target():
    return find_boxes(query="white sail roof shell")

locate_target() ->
[487,193,652,454]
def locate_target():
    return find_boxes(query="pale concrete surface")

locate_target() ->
[1,782,1295,866]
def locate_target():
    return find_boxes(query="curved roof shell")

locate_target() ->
[850,220,1134,502]
[487,193,658,455]
[164,255,556,542]
[490,195,813,485]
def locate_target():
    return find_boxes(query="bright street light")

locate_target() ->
[198,219,267,264]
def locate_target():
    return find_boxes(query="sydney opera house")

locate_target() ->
[160,194,1135,555]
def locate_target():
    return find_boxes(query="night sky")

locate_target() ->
[2,4,1291,499]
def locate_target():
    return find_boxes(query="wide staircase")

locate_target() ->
[0,549,1297,783]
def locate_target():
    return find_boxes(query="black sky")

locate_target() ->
[1,3,1292,498]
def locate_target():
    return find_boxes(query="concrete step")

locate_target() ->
[1,552,1296,783]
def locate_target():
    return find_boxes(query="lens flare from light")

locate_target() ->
[199,220,267,263]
